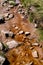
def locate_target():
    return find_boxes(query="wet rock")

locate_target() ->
[6,40,19,49]
[32,43,39,46]
[0,16,5,24]
[25,32,30,36]
[0,56,5,65]
[32,50,38,58]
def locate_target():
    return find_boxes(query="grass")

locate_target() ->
[37,28,43,41]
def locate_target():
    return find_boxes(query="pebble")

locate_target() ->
[18,30,24,34]
[15,26,19,30]
[32,50,38,58]
[6,40,19,49]
[8,14,14,19]
[25,32,30,36]
[9,31,14,38]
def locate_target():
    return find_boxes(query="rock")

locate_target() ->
[25,32,30,36]
[32,43,39,46]
[9,31,14,38]
[0,16,5,24]
[32,50,38,58]
[1,30,14,38]
[0,42,3,50]
[15,26,19,30]
[8,14,14,19]
[0,56,5,65]
[18,31,24,34]
[6,40,19,49]
[34,24,38,28]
